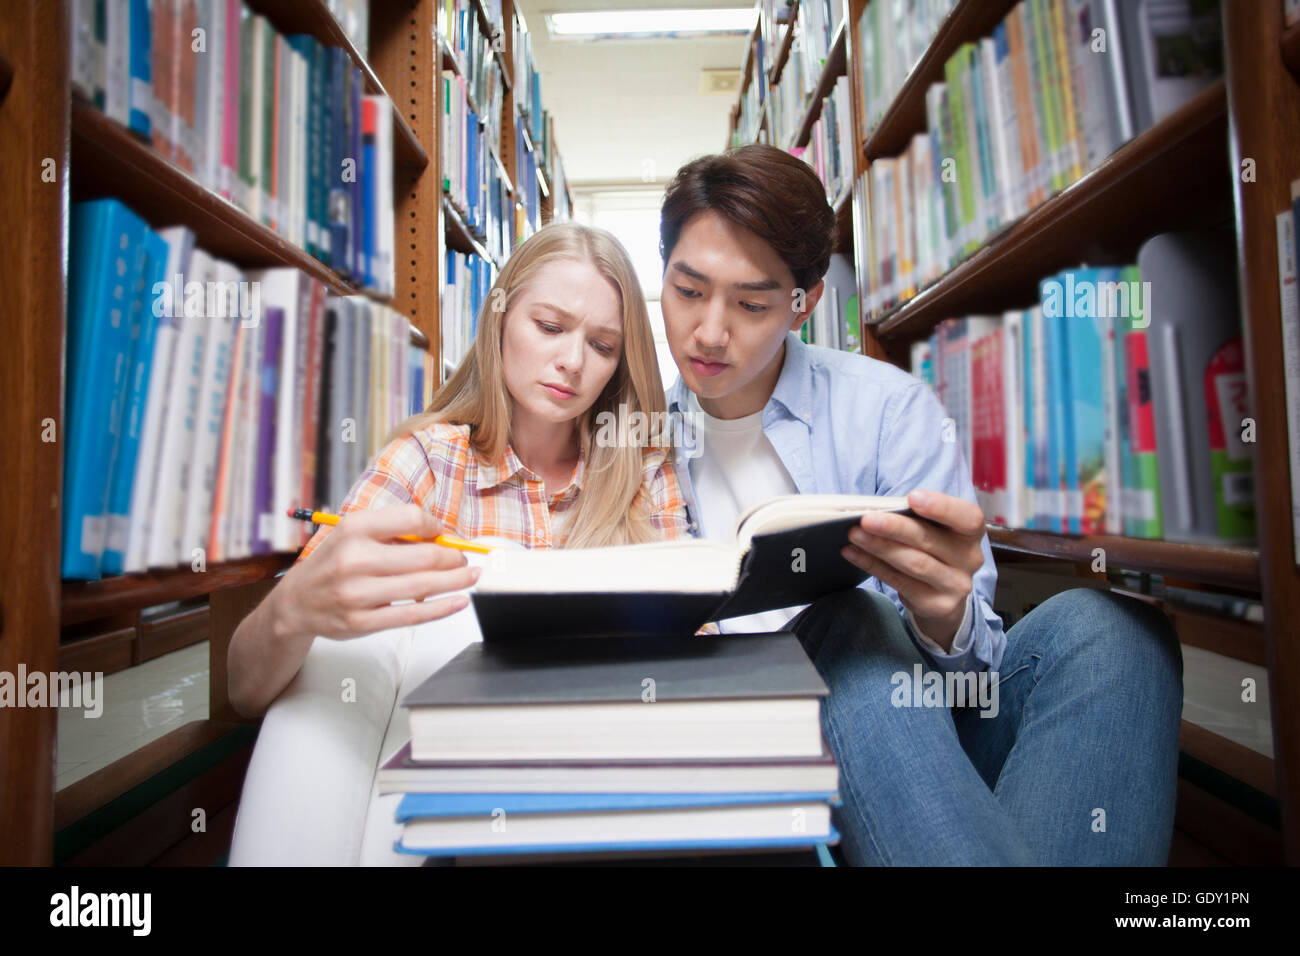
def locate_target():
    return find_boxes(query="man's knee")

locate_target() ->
[1013,587,1182,688]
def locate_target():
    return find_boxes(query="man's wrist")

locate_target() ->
[911,595,970,653]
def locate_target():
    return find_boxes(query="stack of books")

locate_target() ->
[61,198,432,580]
[386,634,839,861]
[382,493,924,860]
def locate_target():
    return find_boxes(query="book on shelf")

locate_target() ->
[800,252,859,352]
[911,243,1254,546]
[469,494,914,641]
[441,249,494,374]
[855,0,1223,321]
[68,0,394,295]
[442,68,511,262]
[60,198,430,580]
[1276,181,1300,565]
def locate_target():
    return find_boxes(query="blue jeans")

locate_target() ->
[788,588,1183,865]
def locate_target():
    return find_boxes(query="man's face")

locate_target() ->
[660,210,820,418]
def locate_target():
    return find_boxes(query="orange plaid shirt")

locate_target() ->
[296,421,691,561]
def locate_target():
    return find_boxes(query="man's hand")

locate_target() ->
[840,490,986,650]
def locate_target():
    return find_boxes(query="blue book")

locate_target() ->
[251,307,284,554]
[101,226,168,575]
[288,35,318,261]
[396,791,840,820]
[350,64,364,283]
[127,0,151,136]
[394,791,839,858]
[362,97,376,289]
[63,199,148,579]
[1067,268,1112,534]
[327,47,349,274]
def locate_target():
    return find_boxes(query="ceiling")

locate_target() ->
[515,0,751,186]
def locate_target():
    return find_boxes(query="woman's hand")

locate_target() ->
[840,490,986,650]
[271,504,482,644]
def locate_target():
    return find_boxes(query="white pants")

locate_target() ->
[227,603,484,866]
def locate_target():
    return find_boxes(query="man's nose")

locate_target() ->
[695,296,729,351]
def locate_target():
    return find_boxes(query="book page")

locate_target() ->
[733,494,912,549]
[474,539,743,594]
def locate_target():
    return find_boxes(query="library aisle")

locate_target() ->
[1,0,1298,873]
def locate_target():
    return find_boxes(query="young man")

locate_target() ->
[659,144,1183,865]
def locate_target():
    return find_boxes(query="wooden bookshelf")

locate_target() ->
[0,0,461,863]
[244,0,427,169]
[987,528,1260,591]
[790,16,847,150]
[768,0,799,87]
[723,0,1300,861]
[62,555,295,627]
[859,0,1017,163]
[443,194,499,265]
[868,82,1230,340]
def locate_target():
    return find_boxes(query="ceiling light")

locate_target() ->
[545,8,757,41]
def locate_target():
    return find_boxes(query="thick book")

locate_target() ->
[377,740,839,796]
[401,632,829,762]
[469,494,913,640]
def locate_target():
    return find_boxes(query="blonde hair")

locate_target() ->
[387,222,671,549]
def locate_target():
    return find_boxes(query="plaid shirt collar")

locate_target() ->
[476,437,587,498]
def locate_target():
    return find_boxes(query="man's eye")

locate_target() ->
[676,286,701,299]
[740,301,766,313]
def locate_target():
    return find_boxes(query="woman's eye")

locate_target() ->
[536,322,562,334]
[591,341,615,356]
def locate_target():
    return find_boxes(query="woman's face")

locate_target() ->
[501,256,625,429]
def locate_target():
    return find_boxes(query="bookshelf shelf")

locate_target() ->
[61,554,296,628]
[987,528,1260,591]
[790,15,847,150]
[247,0,428,169]
[443,194,499,266]
[71,98,393,303]
[469,0,511,90]
[868,81,1229,341]
[859,0,1017,163]
[768,1,799,87]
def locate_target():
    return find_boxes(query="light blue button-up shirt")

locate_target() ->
[666,331,1005,674]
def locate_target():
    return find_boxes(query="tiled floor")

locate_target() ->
[56,641,210,791]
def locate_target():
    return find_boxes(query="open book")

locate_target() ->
[471,494,913,640]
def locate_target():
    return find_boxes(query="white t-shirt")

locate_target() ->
[686,392,971,652]
[687,396,803,635]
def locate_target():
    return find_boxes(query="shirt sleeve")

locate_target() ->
[862,381,1006,674]
[295,434,431,563]
[643,449,692,542]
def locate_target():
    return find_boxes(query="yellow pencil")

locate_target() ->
[287,508,494,553]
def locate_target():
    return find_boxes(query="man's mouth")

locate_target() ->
[690,357,730,378]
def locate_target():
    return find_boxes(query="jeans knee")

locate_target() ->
[1022,588,1183,699]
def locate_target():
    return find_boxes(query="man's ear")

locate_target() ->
[788,280,826,331]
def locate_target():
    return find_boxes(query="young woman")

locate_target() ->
[227,222,687,864]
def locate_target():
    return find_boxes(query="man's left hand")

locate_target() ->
[840,490,987,651]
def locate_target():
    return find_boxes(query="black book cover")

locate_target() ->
[401,632,829,710]
[470,510,913,641]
